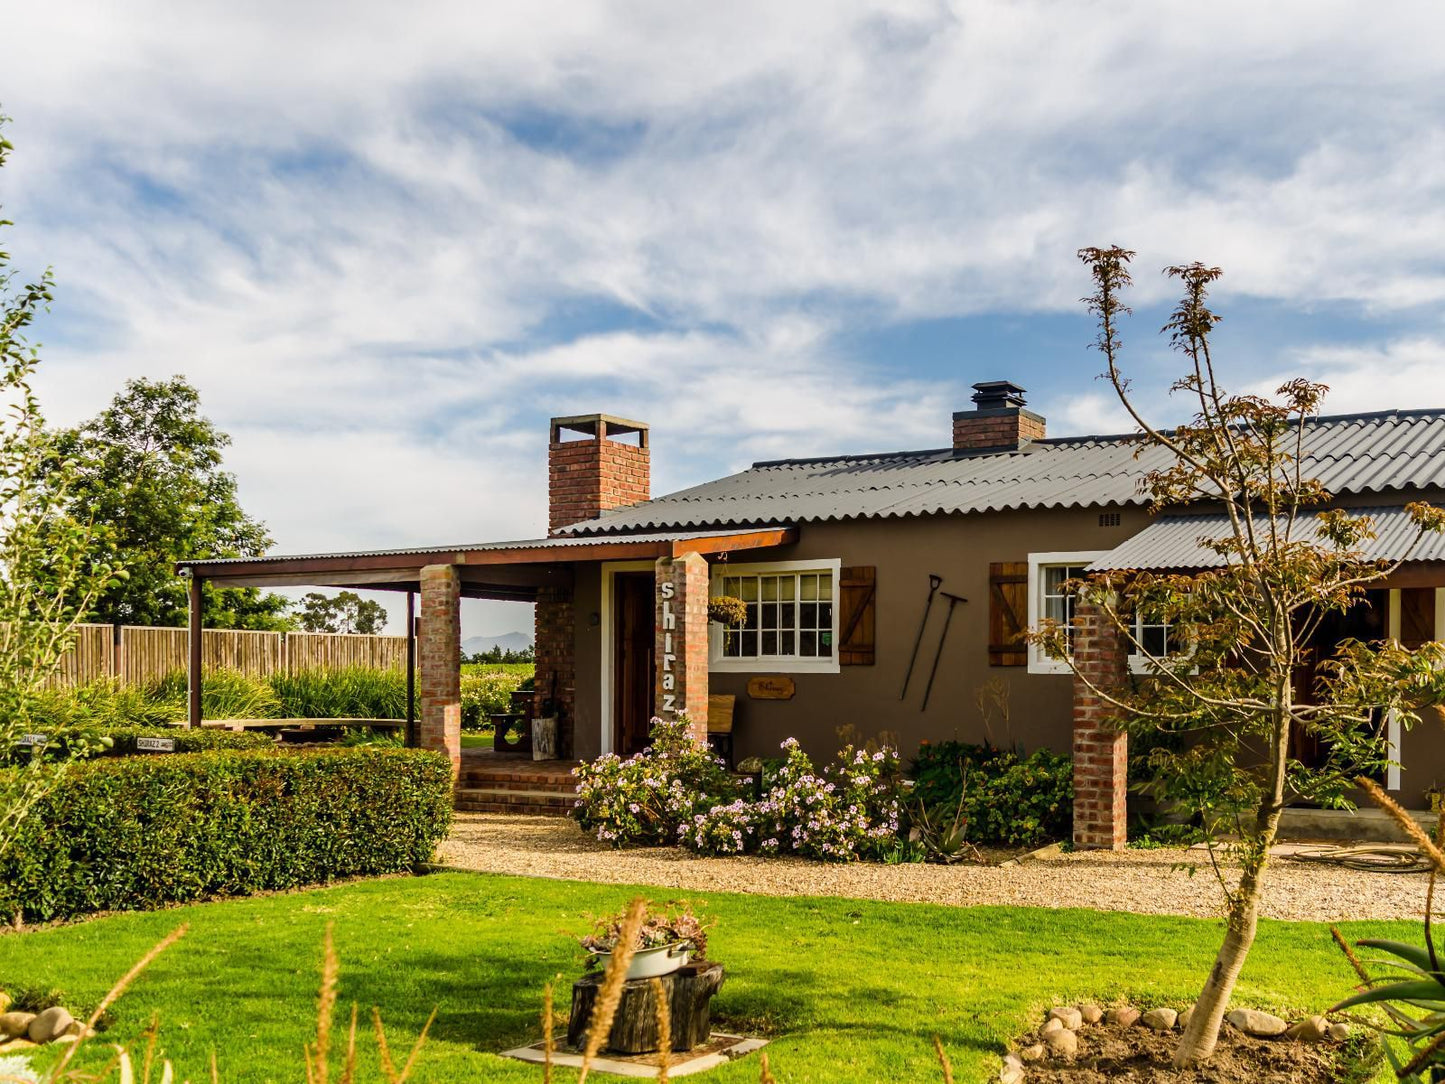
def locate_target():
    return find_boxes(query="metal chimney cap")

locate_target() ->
[970,381,1029,410]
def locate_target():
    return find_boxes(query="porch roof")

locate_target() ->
[175,525,796,600]
[1089,505,1445,572]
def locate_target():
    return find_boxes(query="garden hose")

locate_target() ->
[1281,844,1434,874]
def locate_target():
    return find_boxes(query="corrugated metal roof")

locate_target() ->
[1089,506,1445,571]
[181,527,787,568]
[561,409,1445,535]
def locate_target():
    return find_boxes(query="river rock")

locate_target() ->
[1041,1016,1063,1035]
[1079,1003,1103,1025]
[1178,1005,1194,1029]
[1226,1009,1288,1038]
[1285,1016,1328,1042]
[1020,1043,1045,1062]
[0,1038,37,1054]
[1045,1026,1078,1057]
[1327,1022,1350,1041]
[1106,1006,1140,1027]
[1000,1053,1025,1083]
[1049,1006,1083,1030]
[0,1012,35,1039]
[1141,1008,1178,1031]
[28,1006,76,1044]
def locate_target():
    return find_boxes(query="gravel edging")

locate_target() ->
[437,813,1432,922]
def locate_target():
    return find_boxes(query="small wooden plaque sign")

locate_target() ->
[746,676,795,701]
[136,736,176,753]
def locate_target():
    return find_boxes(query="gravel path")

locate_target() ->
[438,814,1432,923]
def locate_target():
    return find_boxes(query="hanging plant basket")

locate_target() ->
[708,595,748,627]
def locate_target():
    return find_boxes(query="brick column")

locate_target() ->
[1072,599,1129,850]
[655,553,709,744]
[418,564,461,773]
[533,585,576,756]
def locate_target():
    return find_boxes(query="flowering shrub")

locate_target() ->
[750,738,903,861]
[572,717,741,847]
[679,798,757,856]
[460,670,528,729]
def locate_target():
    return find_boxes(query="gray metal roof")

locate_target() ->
[1089,505,1445,571]
[180,527,785,568]
[561,409,1445,535]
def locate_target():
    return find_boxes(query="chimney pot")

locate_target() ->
[953,381,1045,452]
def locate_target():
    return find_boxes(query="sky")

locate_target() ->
[4,0,1445,637]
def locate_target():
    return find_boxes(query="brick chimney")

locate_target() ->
[952,381,1046,452]
[548,414,650,533]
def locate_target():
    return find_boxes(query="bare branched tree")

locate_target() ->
[1033,246,1445,1066]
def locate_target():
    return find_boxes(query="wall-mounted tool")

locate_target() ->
[921,591,968,712]
[899,574,944,700]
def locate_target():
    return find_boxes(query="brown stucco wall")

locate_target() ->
[570,562,604,761]
[706,505,1151,762]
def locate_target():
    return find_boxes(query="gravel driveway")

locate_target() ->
[437,813,1432,922]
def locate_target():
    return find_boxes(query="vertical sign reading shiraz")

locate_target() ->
[659,578,677,716]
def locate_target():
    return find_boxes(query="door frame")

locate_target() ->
[599,560,655,757]
[1385,587,1445,791]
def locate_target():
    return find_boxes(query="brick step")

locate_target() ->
[456,773,577,792]
[454,787,575,814]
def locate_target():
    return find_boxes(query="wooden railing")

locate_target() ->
[46,624,409,687]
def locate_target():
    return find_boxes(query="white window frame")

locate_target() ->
[1027,551,1106,675]
[1128,610,1185,676]
[708,558,842,674]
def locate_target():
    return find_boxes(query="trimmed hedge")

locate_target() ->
[0,746,454,922]
[3,726,274,766]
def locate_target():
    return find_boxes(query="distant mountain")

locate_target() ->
[462,631,533,655]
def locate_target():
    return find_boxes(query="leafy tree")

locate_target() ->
[298,590,388,634]
[465,645,535,664]
[0,112,124,855]
[1036,247,1445,1067]
[50,376,293,629]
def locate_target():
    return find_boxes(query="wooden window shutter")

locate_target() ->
[838,566,876,665]
[989,562,1029,666]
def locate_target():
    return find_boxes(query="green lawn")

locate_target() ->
[460,663,534,678]
[460,731,494,749]
[0,873,1398,1083]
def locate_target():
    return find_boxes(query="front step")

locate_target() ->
[454,786,575,816]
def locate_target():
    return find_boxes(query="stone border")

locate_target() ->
[501,1034,768,1078]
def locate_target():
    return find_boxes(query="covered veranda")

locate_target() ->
[175,525,795,771]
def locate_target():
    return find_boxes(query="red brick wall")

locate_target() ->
[952,408,1046,451]
[533,584,576,756]
[1071,599,1128,849]
[548,436,650,533]
[654,553,708,745]
[418,563,461,773]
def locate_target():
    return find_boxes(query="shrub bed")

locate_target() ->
[0,746,453,922]
[910,741,1073,848]
[3,725,274,765]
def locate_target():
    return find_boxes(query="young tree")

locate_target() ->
[0,113,124,854]
[50,376,293,629]
[1037,247,1445,1066]
[297,590,388,634]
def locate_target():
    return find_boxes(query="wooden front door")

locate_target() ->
[613,572,656,756]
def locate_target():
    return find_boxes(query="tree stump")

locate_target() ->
[567,962,725,1055]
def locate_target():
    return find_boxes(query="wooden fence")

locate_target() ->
[48,624,409,687]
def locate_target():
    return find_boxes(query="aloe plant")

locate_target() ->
[1332,928,1445,1081]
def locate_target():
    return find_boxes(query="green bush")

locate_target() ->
[269,667,407,719]
[910,741,1073,848]
[5,725,274,765]
[0,746,453,922]
[461,670,528,729]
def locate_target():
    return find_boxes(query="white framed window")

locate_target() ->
[1027,551,1106,674]
[1129,610,1184,675]
[709,559,842,674]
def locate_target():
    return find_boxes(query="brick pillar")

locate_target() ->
[1072,599,1129,850]
[533,585,576,757]
[655,553,708,744]
[418,564,461,773]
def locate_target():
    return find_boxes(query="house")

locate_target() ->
[177,382,1445,848]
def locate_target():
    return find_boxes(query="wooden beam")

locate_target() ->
[670,527,796,557]
[1379,563,1445,590]
[187,574,203,730]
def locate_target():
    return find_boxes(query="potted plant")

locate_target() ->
[707,596,747,627]
[580,900,712,980]
[1427,782,1445,814]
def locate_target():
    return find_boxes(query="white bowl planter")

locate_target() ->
[592,941,692,981]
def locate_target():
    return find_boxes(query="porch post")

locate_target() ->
[405,590,417,749]
[1071,599,1128,850]
[187,574,204,730]
[655,553,709,744]
[418,564,461,772]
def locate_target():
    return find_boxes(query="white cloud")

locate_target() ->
[2,0,1443,610]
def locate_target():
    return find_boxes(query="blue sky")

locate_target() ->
[4,0,1445,636]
